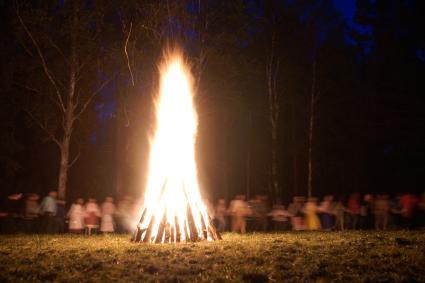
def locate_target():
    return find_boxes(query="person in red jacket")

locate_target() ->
[347,193,361,229]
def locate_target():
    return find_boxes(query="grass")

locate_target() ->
[0,231,424,282]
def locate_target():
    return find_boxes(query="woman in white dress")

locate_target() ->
[100,197,116,233]
[67,198,85,233]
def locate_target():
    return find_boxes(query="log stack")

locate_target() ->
[132,206,221,243]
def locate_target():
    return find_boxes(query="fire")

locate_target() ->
[133,49,220,243]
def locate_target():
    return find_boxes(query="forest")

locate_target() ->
[1,0,424,203]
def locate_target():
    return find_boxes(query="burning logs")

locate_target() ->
[132,208,221,243]
[130,50,221,244]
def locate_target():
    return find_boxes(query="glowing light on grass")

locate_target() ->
[132,49,220,243]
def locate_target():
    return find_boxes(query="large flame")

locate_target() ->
[135,50,210,243]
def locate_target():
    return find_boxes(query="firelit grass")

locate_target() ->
[0,231,424,282]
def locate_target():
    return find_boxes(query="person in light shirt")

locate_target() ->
[68,198,85,233]
[228,195,251,234]
[39,191,57,233]
[100,197,116,233]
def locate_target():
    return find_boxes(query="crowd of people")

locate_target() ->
[0,191,140,234]
[211,192,425,233]
[1,190,424,235]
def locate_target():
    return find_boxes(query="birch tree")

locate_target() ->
[266,33,281,199]
[16,1,110,200]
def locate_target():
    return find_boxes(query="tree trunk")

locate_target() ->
[57,78,76,200]
[57,4,77,200]
[271,125,279,198]
[266,34,280,199]
[57,133,71,200]
[291,99,298,196]
[245,111,252,199]
[307,60,316,198]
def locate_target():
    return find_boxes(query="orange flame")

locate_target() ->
[136,49,210,243]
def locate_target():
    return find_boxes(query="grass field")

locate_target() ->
[0,231,424,282]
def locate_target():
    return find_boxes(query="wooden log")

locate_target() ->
[207,215,222,240]
[183,220,189,242]
[174,216,181,243]
[199,213,208,240]
[186,205,198,242]
[132,208,147,242]
[170,225,175,243]
[164,223,171,243]
[142,215,156,243]
[155,212,167,243]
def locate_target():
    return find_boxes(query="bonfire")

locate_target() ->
[132,49,221,243]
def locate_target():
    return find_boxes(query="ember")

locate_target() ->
[132,49,220,243]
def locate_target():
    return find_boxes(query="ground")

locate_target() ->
[0,231,424,282]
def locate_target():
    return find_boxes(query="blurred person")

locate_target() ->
[39,191,58,234]
[418,192,425,228]
[100,197,116,233]
[374,194,390,230]
[304,197,321,230]
[347,193,361,230]
[359,194,374,229]
[269,200,292,231]
[0,194,9,233]
[318,195,334,230]
[228,195,250,234]
[400,192,419,229]
[1,193,24,233]
[55,200,67,233]
[85,198,101,235]
[23,193,40,233]
[250,195,268,231]
[390,194,403,228]
[116,196,134,233]
[68,198,85,233]
[258,195,269,231]
[288,196,305,230]
[333,198,346,231]
[214,199,227,232]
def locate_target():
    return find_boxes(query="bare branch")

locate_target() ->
[46,35,69,66]
[16,7,66,113]
[68,142,81,168]
[25,110,61,148]
[124,21,135,86]
[74,79,111,119]
[16,83,40,94]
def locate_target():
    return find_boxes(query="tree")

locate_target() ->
[16,1,110,199]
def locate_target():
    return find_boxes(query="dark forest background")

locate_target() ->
[1,0,424,203]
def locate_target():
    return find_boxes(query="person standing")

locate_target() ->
[55,200,67,233]
[400,192,419,229]
[100,197,116,233]
[85,198,101,235]
[374,194,390,230]
[269,200,292,231]
[214,199,227,232]
[68,198,85,233]
[39,191,58,234]
[347,193,361,229]
[333,198,346,231]
[318,195,334,230]
[228,195,250,234]
[288,197,305,230]
[359,194,374,229]
[24,194,40,233]
[304,197,321,230]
